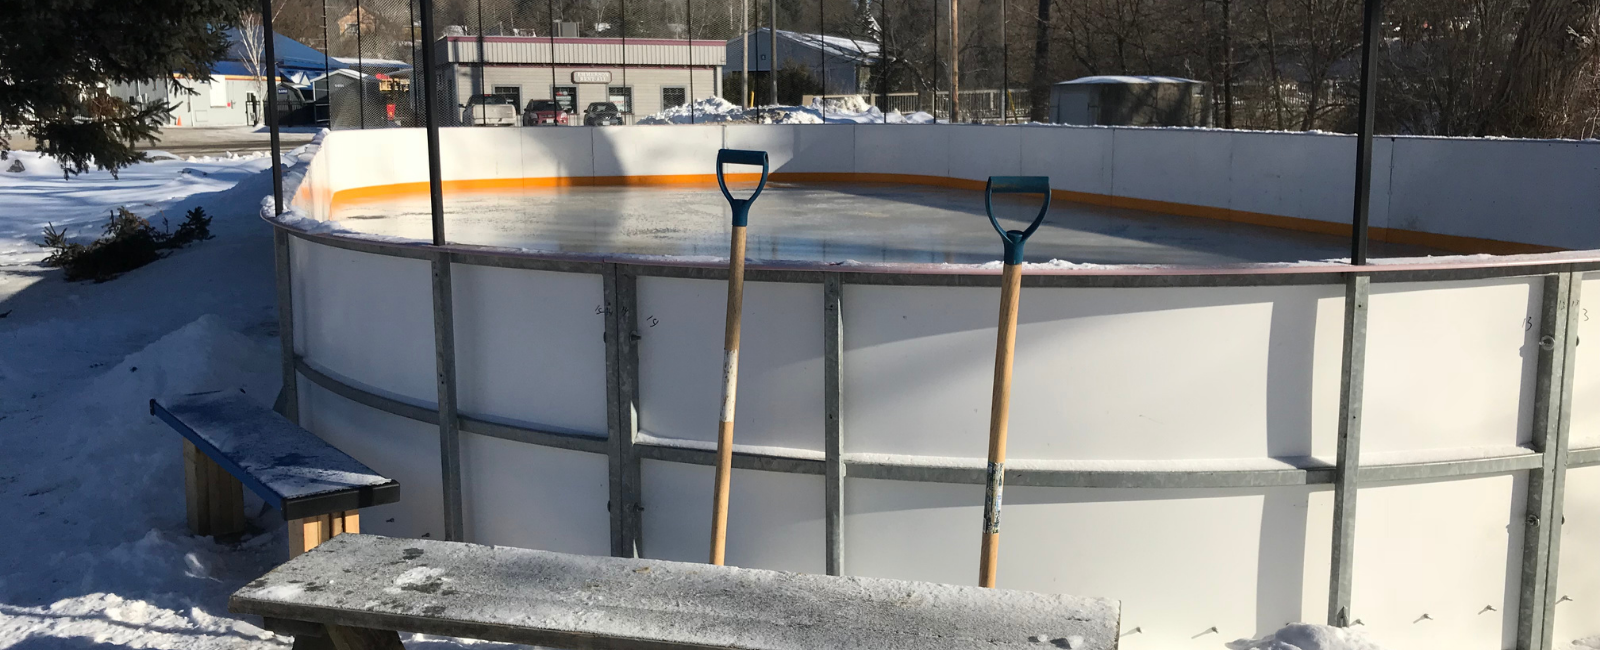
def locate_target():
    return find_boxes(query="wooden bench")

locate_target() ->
[151,392,400,557]
[230,534,1122,650]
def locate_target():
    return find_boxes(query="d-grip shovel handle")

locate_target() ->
[717,149,770,227]
[985,176,1052,265]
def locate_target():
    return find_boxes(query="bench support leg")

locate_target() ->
[183,440,245,538]
[325,624,403,650]
[288,511,361,559]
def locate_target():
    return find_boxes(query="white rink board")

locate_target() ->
[276,125,1600,650]
[301,125,1600,250]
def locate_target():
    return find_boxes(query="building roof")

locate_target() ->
[435,35,726,66]
[223,29,347,73]
[1057,75,1201,85]
[733,28,880,64]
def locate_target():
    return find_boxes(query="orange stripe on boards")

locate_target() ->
[322,173,1560,256]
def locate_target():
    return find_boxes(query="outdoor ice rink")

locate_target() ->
[328,181,1437,265]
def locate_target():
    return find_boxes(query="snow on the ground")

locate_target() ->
[1226,624,1390,650]
[0,150,272,269]
[0,147,525,649]
[635,95,934,125]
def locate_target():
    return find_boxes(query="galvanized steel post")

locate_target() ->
[273,229,299,424]
[606,264,644,557]
[1519,272,1580,650]
[1328,272,1369,626]
[418,0,464,543]
[824,273,846,575]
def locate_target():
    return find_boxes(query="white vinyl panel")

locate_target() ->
[291,238,437,404]
[1553,465,1600,645]
[1018,126,1114,197]
[461,433,610,555]
[842,283,1341,460]
[1568,274,1600,450]
[639,460,824,573]
[1362,278,1539,453]
[299,381,444,541]
[452,265,607,433]
[1108,127,1233,210]
[636,276,824,452]
[516,126,598,179]
[1347,476,1522,650]
[854,124,948,179]
[946,124,1022,183]
[592,124,724,178]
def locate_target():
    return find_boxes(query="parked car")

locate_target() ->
[522,99,569,126]
[583,102,624,126]
[462,94,517,126]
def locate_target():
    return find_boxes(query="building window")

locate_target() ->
[607,86,632,114]
[662,87,686,110]
[493,85,521,108]
[553,86,577,113]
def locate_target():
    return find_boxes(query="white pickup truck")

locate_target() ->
[462,94,518,126]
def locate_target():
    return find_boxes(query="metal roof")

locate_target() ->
[437,36,727,67]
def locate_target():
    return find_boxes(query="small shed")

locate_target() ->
[1049,76,1212,127]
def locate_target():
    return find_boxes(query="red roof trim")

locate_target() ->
[443,36,726,46]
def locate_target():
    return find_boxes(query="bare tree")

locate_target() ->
[1481,0,1600,136]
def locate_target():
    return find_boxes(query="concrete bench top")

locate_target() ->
[151,393,398,520]
[230,534,1121,650]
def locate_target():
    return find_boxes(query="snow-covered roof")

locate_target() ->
[1058,75,1201,85]
[333,56,413,69]
[735,28,880,63]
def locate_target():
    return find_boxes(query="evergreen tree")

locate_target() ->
[0,0,256,177]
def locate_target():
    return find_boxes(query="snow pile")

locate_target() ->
[636,96,747,125]
[634,96,935,125]
[1227,624,1390,650]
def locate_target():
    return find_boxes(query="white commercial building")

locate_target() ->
[433,36,726,124]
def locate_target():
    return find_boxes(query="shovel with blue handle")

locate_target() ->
[979,176,1051,588]
[709,148,769,566]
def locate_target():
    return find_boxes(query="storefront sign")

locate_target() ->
[572,71,612,84]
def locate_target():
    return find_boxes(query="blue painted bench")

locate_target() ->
[151,392,399,557]
[231,534,1122,650]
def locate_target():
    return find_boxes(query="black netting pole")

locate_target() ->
[262,0,283,215]
[768,0,775,111]
[409,0,417,125]
[879,0,886,122]
[322,0,330,82]
[417,0,446,244]
[1000,0,1007,124]
[357,0,367,128]
[819,0,825,120]
[548,0,556,116]
[622,0,629,123]
[688,0,695,123]
[741,0,748,107]
[476,0,485,102]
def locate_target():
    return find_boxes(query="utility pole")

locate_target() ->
[742,0,749,107]
[950,0,959,122]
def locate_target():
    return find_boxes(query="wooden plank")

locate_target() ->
[152,395,398,520]
[208,467,246,538]
[288,516,327,559]
[232,534,1120,650]
[184,440,210,537]
[325,624,405,650]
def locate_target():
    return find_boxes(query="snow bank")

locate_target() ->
[0,315,283,649]
[634,96,934,125]
[1228,624,1390,650]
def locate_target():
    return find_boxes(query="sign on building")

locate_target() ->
[572,71,612,84]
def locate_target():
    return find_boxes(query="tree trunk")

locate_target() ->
[1029,0,1052,122]
[1482,0,1600,137]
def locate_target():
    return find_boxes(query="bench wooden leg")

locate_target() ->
[325,624,403,650]
[290,634,336,650]
[288,510,360,559]
[183,440,245,538]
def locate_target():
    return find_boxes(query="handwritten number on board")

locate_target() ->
[1525,317,1534,332]
[647,316,659,328]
